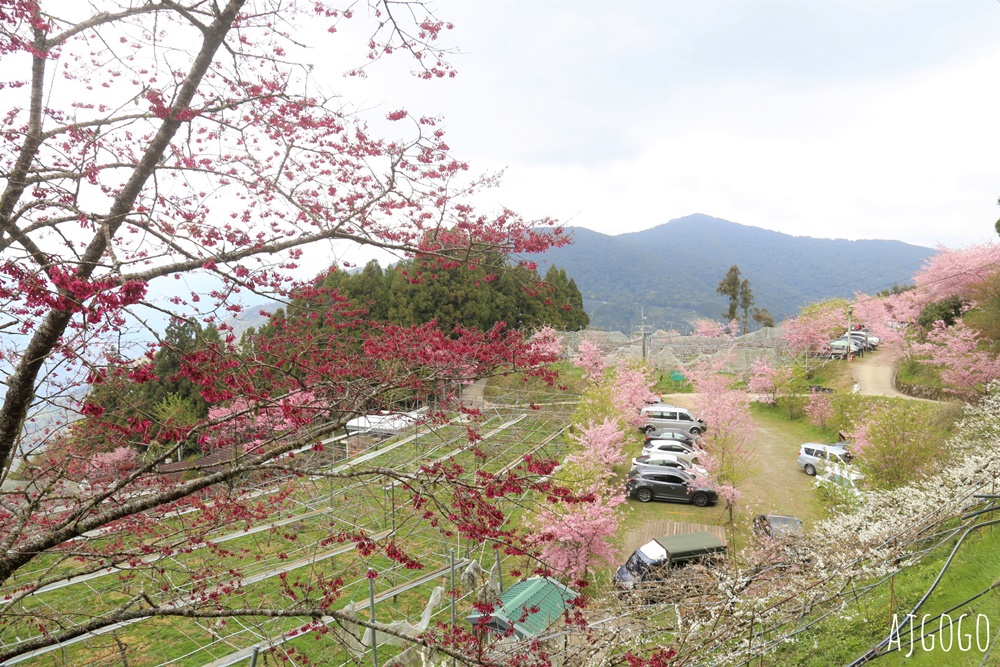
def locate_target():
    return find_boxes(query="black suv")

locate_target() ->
[624,469,718,507]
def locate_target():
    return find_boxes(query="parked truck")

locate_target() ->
[614,531,726,593]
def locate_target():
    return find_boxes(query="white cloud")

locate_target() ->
[453,38,1000,249]
[297,1,1000,257]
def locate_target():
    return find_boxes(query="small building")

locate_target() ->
[466,577,579,640]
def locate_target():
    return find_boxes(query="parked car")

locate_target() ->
[752,514,804,538]
[624,469,717,506]
[823,339,861,359]
[630,457,689,474]
[638,405,707,435]
[630,453,707,476]
[845,331,879,349]
[797,443,853,476]
[643,428,697,447]
[641,439,696,457]
[830,338,862,354]
[815,462,864,494]
[614,531,726,593]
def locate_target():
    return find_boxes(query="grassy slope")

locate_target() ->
[768,524,1000,666]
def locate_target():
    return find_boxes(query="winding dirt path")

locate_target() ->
[848,349,909,398]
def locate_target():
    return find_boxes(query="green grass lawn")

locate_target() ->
[897,358,945,389]
[806,357,860,392]
[767,522,1000,666]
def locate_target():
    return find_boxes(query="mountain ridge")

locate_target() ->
[534,214,935,333]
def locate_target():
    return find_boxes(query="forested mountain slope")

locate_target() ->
[536,214,935,332]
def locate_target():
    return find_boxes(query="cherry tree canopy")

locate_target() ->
[913,242,1000,304]
[781,298,849,356]
[0,2,569,663]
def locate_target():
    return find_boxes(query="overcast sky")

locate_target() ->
[309,0,1000,257]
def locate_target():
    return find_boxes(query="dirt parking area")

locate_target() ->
[621,395,822,548]
[617,352,917,557]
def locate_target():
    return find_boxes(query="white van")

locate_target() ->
[638,405,706,435]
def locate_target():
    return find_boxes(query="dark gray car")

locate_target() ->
[624,470,717,507]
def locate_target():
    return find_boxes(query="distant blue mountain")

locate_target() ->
[534,214,935,333]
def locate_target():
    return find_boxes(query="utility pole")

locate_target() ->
[642,307,647,360]
[634,307,650,360]
[847,306,853,362]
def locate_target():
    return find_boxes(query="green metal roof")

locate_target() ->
[466,577,579,639]
[654,531,727,562]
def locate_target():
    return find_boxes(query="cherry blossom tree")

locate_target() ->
[728,318,742,337]
[528,326,564,361]
[204,391,321,454]
[0,2,570,664]
[83,446,138,488]
[781,298,850,358]
[532,484,622,580]
[574,339,607,379]
[916,319,1000,397]
[573,358,656,431]
[610,360,658,428]
[747,355,809,418]
[850,290,922,362]
[912,242,1000,304]
[545,417,626,574]
[536,358,655,583]
[804,390,834,430]
[747,357,785,405]
[849,401,947,489]
[781,298,850,377]
[694,318,726,338]
[687,355,757,522]
[694,318,739,338]
[564,419,627,474]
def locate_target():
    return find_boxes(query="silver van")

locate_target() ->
[797,443,852,476]
[639,405,707,435]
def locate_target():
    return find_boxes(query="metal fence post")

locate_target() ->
[494,545,503,593]
[450,548,457,667]
[368,571,378,667]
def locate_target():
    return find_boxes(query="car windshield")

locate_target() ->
[766,515,803,536]
[625,551,649,576]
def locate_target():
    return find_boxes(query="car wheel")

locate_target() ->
[804,464,816,476]
[691,492,709,507]
[642,425,655,435]
[636,488,654,503]
[689,427,703,435]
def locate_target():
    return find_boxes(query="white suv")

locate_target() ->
[797,443,852,476]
